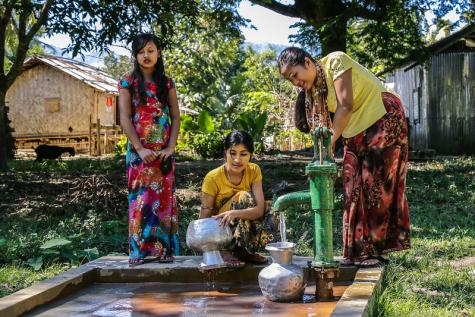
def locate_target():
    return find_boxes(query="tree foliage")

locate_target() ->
[165,3,246,119]
[102,53,131,80]
[248,0,474,71]
[174,43,299,157]
[0,0,223,169]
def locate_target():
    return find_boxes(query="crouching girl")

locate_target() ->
[200,130,274,267]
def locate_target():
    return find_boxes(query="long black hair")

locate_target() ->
[277,47,316,74]
[294,90,310,133]
[278,47,316,133]
[131,33,168,105]
[224,130,254,155]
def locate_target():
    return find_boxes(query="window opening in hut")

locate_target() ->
[44,98,61,113]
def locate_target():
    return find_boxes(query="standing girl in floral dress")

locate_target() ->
[118,33,180,265]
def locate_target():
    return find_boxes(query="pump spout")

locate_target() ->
[272,190,311,213]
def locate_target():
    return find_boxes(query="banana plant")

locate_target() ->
[237,111,267,153]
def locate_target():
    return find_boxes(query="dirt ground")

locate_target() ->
[0,153,315,222]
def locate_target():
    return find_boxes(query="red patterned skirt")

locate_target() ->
[342,92,411,261]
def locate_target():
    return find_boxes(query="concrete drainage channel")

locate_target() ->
[0,256,384,317]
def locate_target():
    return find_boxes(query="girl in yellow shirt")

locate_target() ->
[278,48,410,267]
[200,130,274,267]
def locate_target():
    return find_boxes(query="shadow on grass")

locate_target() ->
[377,157,475,317]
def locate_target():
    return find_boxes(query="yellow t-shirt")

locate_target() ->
[320,51,391,138]
[202,163,262,211]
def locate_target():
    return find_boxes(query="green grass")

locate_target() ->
[1,155,474,317]
[376,157,475,317]
[7,155,125,173]
[0,263,70,298]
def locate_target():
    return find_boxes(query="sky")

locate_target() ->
[238,1,300,46]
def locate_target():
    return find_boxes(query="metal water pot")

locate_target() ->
[186,218,232,269]
[258,242,306,302]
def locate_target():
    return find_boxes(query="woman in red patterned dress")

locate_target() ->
[278,47,410,266]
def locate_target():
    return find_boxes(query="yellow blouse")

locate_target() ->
[202,163,262,211]
[320,51,392,138]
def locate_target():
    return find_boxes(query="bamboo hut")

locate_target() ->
[6,54,120,154]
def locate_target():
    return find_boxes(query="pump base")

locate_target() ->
[313,267,340,301]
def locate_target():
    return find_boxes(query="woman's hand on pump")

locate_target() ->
[315,127,335,161]
[213,210,238,227]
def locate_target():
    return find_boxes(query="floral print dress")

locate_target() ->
[342,92,411,260]
[118,75,179,264]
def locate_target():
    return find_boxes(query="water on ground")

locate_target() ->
[25,282,350,317]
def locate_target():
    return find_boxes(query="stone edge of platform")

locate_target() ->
[330,266,385,317]
[0,265,97,317]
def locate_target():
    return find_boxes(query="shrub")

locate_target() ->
[189,131,227,159]
[115,135,127,155]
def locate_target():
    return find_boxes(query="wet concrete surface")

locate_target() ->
[1,256,382,317]
[24,282,350,317]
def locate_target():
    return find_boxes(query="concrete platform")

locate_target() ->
[0,256,383,317]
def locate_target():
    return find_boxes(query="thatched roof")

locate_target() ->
[23,54,118,94]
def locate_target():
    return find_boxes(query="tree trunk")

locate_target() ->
[0,90,13,171]
[318,17,348,55]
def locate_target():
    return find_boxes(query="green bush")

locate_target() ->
[237,111,267,154]
[189,131,226,159]
[178,111,228,159]
[115,135,127,155]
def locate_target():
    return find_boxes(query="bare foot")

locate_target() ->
[220,250,245,268]
[233,246,268,264]
[356,255,389,267]
[340,258,355,266]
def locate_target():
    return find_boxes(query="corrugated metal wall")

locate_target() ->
[391,65,429,150]
[427,53,475,154]
[389,52,475,154]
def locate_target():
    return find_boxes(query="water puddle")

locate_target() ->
[25,282,349,317]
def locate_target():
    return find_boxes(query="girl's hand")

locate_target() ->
[155,147,174,161]
[137,147,157,164]
[213,210,238,227]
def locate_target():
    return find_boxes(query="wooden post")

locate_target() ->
[114,126,117,147]
[96,118,101,156]
[89,114,92,155]
[104,127,108,154]
[113,126,118,150]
